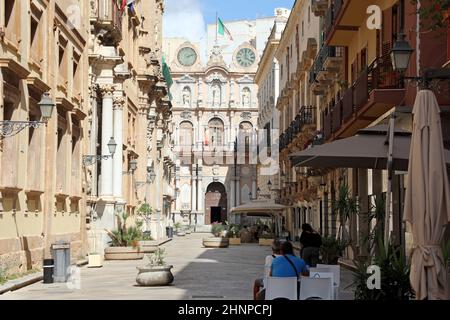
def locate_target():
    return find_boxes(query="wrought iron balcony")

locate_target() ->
[310,45,344,94]
[323,54,404,140]
[324,0,344,41]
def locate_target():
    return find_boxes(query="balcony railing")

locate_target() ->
[323,54,402,139]
[325,0,344,39]
[309,45,343,85]
[279,106,317,151]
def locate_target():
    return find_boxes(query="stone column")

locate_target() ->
[89,83,99,197]
[252,180,257,199]
[100,85,115,197]
[113,96,125,201]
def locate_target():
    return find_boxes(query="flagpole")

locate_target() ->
[216,12,218,44]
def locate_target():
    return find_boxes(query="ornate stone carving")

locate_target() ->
[100,84,115,98]
[241,112,252,120]
[113,96,125,110]
[181,111,192,120]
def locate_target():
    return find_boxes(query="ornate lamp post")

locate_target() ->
[135,165,157,189]
[0,92,55,138]
[82,137,117,167]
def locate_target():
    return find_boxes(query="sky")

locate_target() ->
[163,0,295,42]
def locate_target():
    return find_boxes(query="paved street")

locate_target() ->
[1,234,355,300]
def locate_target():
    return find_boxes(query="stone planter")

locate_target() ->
[203,237,229,248]
[177,231,186,236]
[136,265,174,287]
[259,238,275,246]
[104,247,144,260]
[88,254,103,268]
[229,237,241,245]
[138,241,158,254]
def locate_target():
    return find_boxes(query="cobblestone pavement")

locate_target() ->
[0,234,355,300]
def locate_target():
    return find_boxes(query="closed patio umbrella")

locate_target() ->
[404,90,450,300]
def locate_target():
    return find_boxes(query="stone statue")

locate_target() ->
[242,88,250,107]
[182,87,191,107]
[212,84,221,107]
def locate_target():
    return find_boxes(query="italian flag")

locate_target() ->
[218,17,233,41]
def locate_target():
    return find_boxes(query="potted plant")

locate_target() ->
[136,248,174,287]
[259,233,275,246]
[104,213,144,260]
[228,224,242,245]
[352,238,414,300]
[202,222,229,248]
[174,222,185,236]
[136,204,157,253]
[320,236,347,265]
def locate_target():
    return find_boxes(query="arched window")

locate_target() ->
[208,118,224,146]
[242,87,251,107]
[239,121,253,159]
[181,86,191,107]
[179,121,194,146]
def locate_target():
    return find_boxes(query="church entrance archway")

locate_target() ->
[205,182,227,224]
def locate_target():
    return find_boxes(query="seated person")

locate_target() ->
[253,240,282,300]
[271,241,309,278]
[256,241,308,300]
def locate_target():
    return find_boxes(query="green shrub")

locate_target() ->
[0,266,7,285]
[147,248,166,267]
[105,213,143,247]
[352,238,414,300]
[211,223,225,237]
[320,236,347,265]
[227,224,241,238]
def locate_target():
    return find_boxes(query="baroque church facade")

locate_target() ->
[164,14,285,228]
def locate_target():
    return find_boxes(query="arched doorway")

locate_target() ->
[205,182,227,224]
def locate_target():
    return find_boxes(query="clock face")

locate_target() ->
[178,47,197,67]
[236,48,256,68]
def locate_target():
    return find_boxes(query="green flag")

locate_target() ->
[162,55,173,100]
[218,17,233,41]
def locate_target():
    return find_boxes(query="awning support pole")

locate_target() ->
[385,112,396,247]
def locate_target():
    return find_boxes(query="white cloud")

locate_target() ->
[163,0,206,42]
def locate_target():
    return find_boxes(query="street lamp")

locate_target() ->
[390,34,414,74]
[267,180,272,191]
[390,34,450,87]
[82,137,117,167]
[1,92,55,138]
[135,165,157,188]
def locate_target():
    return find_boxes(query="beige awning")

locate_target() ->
[290,124,450,171]
[230,200,290,216]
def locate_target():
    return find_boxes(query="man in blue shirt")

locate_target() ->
[271,241,309,278]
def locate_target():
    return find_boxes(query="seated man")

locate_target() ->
[253,240,282,300]
[256,241,308,300]
[271,241,309,278]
